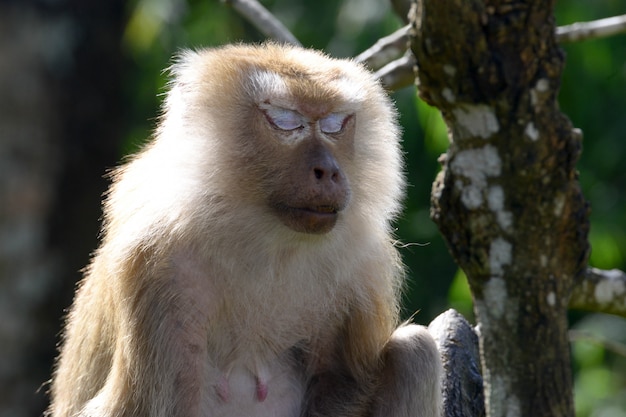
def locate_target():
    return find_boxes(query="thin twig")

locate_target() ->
[569,267,626,317]
[355,25,411,70]
[557,14,626,43]
[223,0,301,46]
[374,53,415,91]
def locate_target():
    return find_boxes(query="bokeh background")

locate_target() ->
[0,1,624,416]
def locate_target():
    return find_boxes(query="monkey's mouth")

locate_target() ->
[309,205,338,214]
[273,204,341,234]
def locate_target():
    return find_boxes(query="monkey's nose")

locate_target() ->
[311,154,341,184]
[313,166,340,182]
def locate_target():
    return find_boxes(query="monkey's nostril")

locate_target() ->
[314,168,324,180]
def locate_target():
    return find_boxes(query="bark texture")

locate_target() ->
[409,0,590,416]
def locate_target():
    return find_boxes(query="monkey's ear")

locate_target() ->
[259,103,305,131]
[319,113,351,134]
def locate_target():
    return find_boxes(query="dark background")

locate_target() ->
[0,1,624,416]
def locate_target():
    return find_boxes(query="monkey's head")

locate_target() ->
[157,43,404,237]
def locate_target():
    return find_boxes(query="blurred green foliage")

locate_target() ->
[118,1,625,416]
[556,3,626,275]
[554,3,626,412]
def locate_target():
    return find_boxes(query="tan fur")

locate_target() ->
[48,43,441,417]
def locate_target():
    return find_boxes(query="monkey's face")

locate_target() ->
[253,100,355,235]
[167,46,403,237]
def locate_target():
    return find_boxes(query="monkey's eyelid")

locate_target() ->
[319,113,349,134]
[261,106,304,131]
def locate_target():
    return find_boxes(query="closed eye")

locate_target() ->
[259,104,305,131]
[319,113,351,134]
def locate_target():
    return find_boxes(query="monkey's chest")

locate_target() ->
[176,251,348,415]
[206,293,335,373]
[199,282,341,416]
[207,266,346,356]
[202,342,306,417]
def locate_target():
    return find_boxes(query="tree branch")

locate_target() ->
[374,54,415,91]
[569,267,626,317]
[357,15,626,80]
[355,25,410,70]
[222,0,301,46]
[557,14,626,43]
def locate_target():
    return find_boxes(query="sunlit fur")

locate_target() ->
[48,43,440,417]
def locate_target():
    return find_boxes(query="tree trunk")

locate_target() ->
[409,0,590,416]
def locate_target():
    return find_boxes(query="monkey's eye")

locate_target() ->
[319,113,349,134]
[261,105,304,131]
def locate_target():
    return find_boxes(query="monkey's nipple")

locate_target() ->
[255,376,268,402]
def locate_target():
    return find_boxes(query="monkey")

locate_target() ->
[48,43,442,417]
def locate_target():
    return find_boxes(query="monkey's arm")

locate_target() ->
[304,302,442,417]
[51,248,211,417]
[49,263,118,417]
[371,324,443,417]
